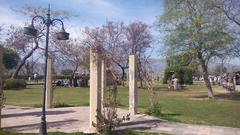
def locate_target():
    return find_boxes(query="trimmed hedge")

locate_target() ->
[3,79,27,90]
[163,66,193,85]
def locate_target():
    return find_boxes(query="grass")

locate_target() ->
[4,86,90,107]
[3,82,240,128]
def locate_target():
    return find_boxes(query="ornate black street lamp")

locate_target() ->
[24,5,69,135]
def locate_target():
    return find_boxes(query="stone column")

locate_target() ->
[0,46,3,128]
[101,60,106,111]
[89,49,101,131]
[46,57,53,108]
[129,55,137,115]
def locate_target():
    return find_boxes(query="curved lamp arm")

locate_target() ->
[31,15,46,26]
[52,18,69,40]
[52,18,65,31]
[24,15,46,37]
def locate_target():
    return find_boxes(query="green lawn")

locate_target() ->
[3,82,240,128]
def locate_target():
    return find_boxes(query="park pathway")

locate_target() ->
[2,105,240,135]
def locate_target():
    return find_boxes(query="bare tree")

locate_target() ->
[218,0,240,27]
[126,22,152,88]
[3,5,74,79]
[102,22,129,83]
[54,39,85,80]
[215,0,240,57]
[83,21,152,87]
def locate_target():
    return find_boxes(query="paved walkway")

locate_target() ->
[2,105,240,135]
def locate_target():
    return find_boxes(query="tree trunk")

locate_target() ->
[11,39,39,79]
[137,59,143,88]
[70,65,79,87]
[138,64,143,88]
[121,67,126,86]
[220,58,224,76]
[140,78,143,88]
[111,59,128,86]
[197,52,214,98]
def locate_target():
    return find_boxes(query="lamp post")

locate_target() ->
[23,5,69,135]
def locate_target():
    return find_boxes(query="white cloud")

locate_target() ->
[46,0,125,18]
[75,0,125,19]
[65,24,84,39]
[0,5,25,26]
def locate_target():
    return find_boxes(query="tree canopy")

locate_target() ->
[158,0,237,98]
[3,48,20,70]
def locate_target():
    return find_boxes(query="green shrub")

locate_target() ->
[183,68,193,84]
[146,102,162,117]
[3,48,20,70]
[163,66,193,85]
[3,79,26,90]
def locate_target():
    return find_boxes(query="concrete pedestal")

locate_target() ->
[89,49,102,131]
[236,85,240,92]
[173,78,179,90]
[129,55,137,115]
[46,57,53,108]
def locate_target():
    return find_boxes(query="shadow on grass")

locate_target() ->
[193,92,240,101]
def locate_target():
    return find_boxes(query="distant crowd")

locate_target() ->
[55,77,89,88]
[194,73,240,91]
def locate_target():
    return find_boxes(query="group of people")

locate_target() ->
[170,72,240,91]
[208,73,240,91]
[55,77,89,88]
[168,74,181,91]
[56,80,71,87]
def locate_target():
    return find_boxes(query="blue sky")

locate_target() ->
[1,0,240,66]
[0,0,164,58]
[3,0,162,24]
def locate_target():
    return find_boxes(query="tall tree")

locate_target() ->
[102,22,129,82]
[126,22,152,88]
[83,22,129,82]
[83,21,152,86]
[54,39,85,80]
[159,0,235,98]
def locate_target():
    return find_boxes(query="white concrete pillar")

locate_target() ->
[89,49,102,131]
[0,46,3,128]
[101,60,106,111]
[129,55,137,115]
[46,57,53,108]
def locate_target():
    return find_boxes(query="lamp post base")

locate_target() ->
[39,116,47,135]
